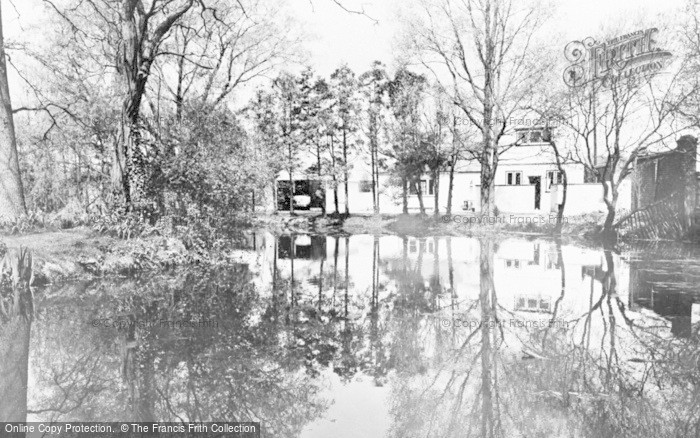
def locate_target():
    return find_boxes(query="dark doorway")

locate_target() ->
[529,176,541,210]
[277,180,325,211]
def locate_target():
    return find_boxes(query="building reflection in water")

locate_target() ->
[9,234,700,437]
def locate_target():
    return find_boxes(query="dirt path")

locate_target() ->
[1,227,114,282]
[2,227,97,251]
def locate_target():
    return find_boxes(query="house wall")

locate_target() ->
[405,173,481,214]
[323,169,633,216]
[327,172,481,215]
[493,157,586,214]
[495,185,536,213]
[312,142,636,216]
[326,175,405,215]
[553,180,632,215]
[630,136,698,225]
[494,152,634,215]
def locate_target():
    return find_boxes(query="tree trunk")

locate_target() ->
[446,158,456,216]
[375,153,380,214]
[371,131,378,214]
[602,181,618,237]
[416,178,426,215]
[333,183,339,215]
[289,164,295,215]
[551,141,568,234]
[369,108,380,215]
[480,145,497,215]
[317,141,325,216]
[330,134,339,215]
[118,49,149,208]
[402,177,408,214]
[114,0,194,208]
[271,178,278,213]
[480,34,497,217]
[343,129,349,216]
[433,170,440,219]
[0,0,26,220]
[556,174,568,234]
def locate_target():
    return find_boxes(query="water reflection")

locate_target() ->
[2,234,700,436]
[0,249,34,423]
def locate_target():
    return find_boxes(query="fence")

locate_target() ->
[614,191,687,240]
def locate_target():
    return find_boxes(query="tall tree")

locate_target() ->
[330,65,360,216]
[116,0,196,209]
[274,73,302,215]
[0,0,26,220]
[250,89,286,211]
[159,0,301,119]
[387,67,428,214]
[360,61,390,214]
[422,105,449,219]
[554,53,695,236]
[296,68,327,215]
[44,0,200,209]
[317,81,342,214]
[406,0,547,215]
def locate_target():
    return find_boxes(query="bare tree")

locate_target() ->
[117,0,198,208]
[44,0,205,208]
[405,0,547,215]
[157,0,302,120]
[557,62,696,237]
[0,1,26,220]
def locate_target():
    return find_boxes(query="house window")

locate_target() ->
[359,180,372,193]
[409,239,417,253]
[517,130,528,143]
[428,179,434,195]
[505,259,521,269]
[515,296,552,312]
[546,171,563,191]
[462,200,475,211]
[516,127,552,145]
[506,172,522,186]
[530,130,542,143]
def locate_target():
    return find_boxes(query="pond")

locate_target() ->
[3,233,700,437]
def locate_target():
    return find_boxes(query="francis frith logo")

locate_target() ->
[563,28,673,87]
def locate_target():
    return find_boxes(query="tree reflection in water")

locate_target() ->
[388,238,700,438]
[13,235,700,437]
[0,248,34,422]
[27,266,329,437]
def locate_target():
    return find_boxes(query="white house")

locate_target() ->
[270,125,633,216]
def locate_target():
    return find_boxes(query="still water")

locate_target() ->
[4,233,700,437]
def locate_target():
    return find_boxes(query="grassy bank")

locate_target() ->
[341,212,604,238]
[253,211,606,237]
[0,228,202,284]
[0,210,677,284]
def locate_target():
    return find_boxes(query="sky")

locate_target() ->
[0,0,689,105]
[286,0,686,75]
